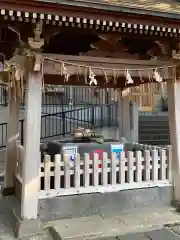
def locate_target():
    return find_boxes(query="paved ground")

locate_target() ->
[97,228,180,240]
[0,195,52,240]
[0,195,180,239]
[49,206,180,240]
[0,205,180,240]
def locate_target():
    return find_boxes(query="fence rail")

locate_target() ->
[0,84,117,108]
[39,147,172,199]
[0,104,118,148]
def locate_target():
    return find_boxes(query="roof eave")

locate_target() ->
[37,0,180,20]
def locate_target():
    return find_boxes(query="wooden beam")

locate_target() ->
[10,54,173,73]
[43,54,169,67]
[43,54,174,76]
[6,54,174,87]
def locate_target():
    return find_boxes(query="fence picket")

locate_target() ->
[64,154,70,188]
[54,154,61,191]
[127,151,134,183]
[102,152,108,186]
[40,148,171,198]
[159,149,166,180]
[151,150,158,181]
[84,153,90,187]
[136,151,142,182]
[74,153,80,188]
[93,153,99,187]
[111,152,117,185]
[144,150,151,181]
[119,152,125,184]
[44,155,51,190]
[166,146,172,181]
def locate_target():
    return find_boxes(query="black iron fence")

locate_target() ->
[0,84,117,108]
[0,83,118,148]
[0,84,7,106]
[0,122,7,147]
[0,119,24,148]
[0,103,118,148]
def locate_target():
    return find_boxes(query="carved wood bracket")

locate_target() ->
[28,21,44,51]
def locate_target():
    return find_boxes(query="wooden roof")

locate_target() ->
[1,0,180,35]
[2,0,180,20]
[37,0,180,18]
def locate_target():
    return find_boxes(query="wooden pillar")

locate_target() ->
[129,101,139,142]
[117,91,138,142]
[4,87,20,193]
[118,93,124,139]
[167,78,180,203]
[118,93,130,140]
[21,71,42,219]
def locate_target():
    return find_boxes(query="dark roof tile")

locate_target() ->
[38,0,180,15]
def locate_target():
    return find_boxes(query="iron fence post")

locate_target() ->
[107,104,110,127]
[62,112,66,135]
[91,107,95,126]
[4,88,7,106]
[100,105,103,127]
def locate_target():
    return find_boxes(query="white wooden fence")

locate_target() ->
[39,147,172,199]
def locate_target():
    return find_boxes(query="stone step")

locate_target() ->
[139,121,169,124]
[139,140,170,144]
[93,228,180,240]
[139,125,169,129]
[48,206,180,240]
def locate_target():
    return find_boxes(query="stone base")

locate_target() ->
[14,215,43,238]
[175,201,180,213]
[39,186,173,221]
[5,195,44,238]
[2,187,15,196]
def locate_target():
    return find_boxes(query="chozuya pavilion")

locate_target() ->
[0,0,180,237]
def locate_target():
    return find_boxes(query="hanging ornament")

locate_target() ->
[147,70,152,83]
[113,69,117,85]
[163,67,169,79]
[122,87,130,97]
[153,68,162,82]
[62,62,69,82]
[89,68,97,86]
[138,70,144,82]
[125,69,134,84]
[84,66,88,84]
[15,69,21,81]
[77,65,81,81]
[60,61,63,76]
[101,68,108,83]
